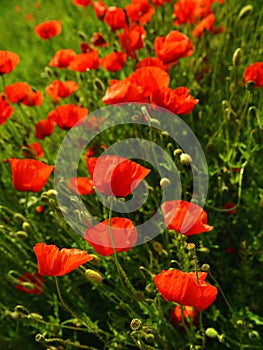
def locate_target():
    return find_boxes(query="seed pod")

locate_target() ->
[130,318,142,331]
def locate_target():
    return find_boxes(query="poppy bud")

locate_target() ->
[130,318,142,331]
[45,189,58,198]
[238,5,253,20]
[152,241,163,253]
[35,334,45,343]
[85,269,103,283]
[88,254,100,265]
[15,231,28,239]
[93,78,105,93]
[13,213,26,222]
[199,247,210,254]
[28,313,43,320]
[160,177,170,189]
[232,48,241,67]
[246,81,255,93]
[180,153,192,166]
[134,291,145,301]
[173,148,183,156]
[149,118,161,128]
[78,31,87,40]
[144,333,155,343]
[201,263,210,272]
[205,328,219,338]
[22,222,31,233]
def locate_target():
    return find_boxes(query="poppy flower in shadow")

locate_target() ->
[68,177,94,195]
[192,13,224,38]
[243,62,263,88]
[15,272,44,295]
[86,155,151,197]
[154,269,218,311]
[104,7,127,31]
[0,50,20,75]
[170,305,198,327]
[33,243,93,276]
[93,1,108,19]
[72,0,92,7]
[101,52,127,72]
[34,20,62,40]
[22,142,44,159]
[84,218,138,256]
[90,32,108,47]
[0,95,13,125]
[154,30,194,64]
[161,200,213,235]
[35,118,55,139]
[10,158,54,192]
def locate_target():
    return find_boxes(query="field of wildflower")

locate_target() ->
[0,0,263,349]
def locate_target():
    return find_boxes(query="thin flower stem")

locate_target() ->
[199,312,206,350]
[208,271,233,311]
[43,336,98,349]
[1,74,6,90]
[54,277,104,341]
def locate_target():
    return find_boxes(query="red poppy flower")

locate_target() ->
[34,20,62,40]
[36,205,45,213]
[5,82,31,103]
[49,49,76,68]
[152,0,172,6]
[45,80,79,103]
[10,158,54,192]
[102,79,143,104]
[22,142,44,159]
[154,269,218,311]
[222,202,237,215]
[125,0,155,25]
[72,0,92,7]
[93,1,108,19]
[48,104,88,130]
[192,13,224,38]
[243,62,263,88]
[68,177,95,195]
[118,23,146,59]
[154,30,194,64]
[15,272,44,295]
[90,32,108,47]
[84,218,138,256]
[136,57,169,71]
[21,90,44,107]
[84,115,104,131]
[35,118,55,139]
[0,95,13,125]
[170,305,198,326]
[161,200,214,235]
[174,0,210,25]
[0,50,20,75]
[101,52,127,72]
[104,7,127,31]
[151,86,199,115]
[68,51,100,72]
[33,243,93,276]
[86,155,151,197]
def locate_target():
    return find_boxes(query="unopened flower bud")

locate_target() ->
[144,333,155,343]
[173,148,183,156]
[130,318,142,331]
[45,189,58,198]
[88,254,100,265]
[85,269,103,283]
[199,247,210,254]
[201,263,210,272]
[78,31,87,40]
[152,241,163,253]
[15,231,28,239]
[205,328,219,338]
[238,5,253,20]
[149,118,161,128]
[134,291,145,301]
[232,48,241,67]
[160,177,170,189]
[22,222,31,233]
[13,213,26,223]
[28,313,43,320]
[180,153,192,166]
[93,78,105,93]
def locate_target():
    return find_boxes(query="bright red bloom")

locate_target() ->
[34,20,62,40]
[15,272,44,295]
[49,49,76,68]
[68,51,100,72]
[22,142,44,159]
[93,1,108,19]
[0,95,13,125]
[90,32,108,47]
[86,155,151,197]
[101,52,127,72]
[243,62,263,88]
[68,177,94,195]
[170,305,198,326]
[154,269,218,311]
[84,218,138,256]
[35,118,55,139]
[21,90,44,107]
[48,104,88,130]
[222,202,237,215]
[10,158,54,192]
[118,23,146,59]
[136,57,169,71]
[161,200,214,235]
[5,82,31,103]
[33,243,93,276]
[125,0,155,25]
[104,7,127,31]
[154,30,194,64]
[102,79,143,104]
[152,0,172,6]
[0,50,20,75]
[192,13,224,38]
[151,86,199,115]
[174,0,211,25]
[45,80,79,103]
[72,0,92,7]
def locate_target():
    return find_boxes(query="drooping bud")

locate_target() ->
[238,5,253,20]
[205,328,219,338]
[85,269,103,283]
[201,263,210,272]
[232,48,241,67]
[160,177,170,189]
[180,153,192,166]
[22,222,31,233]
[173,148,183,156]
